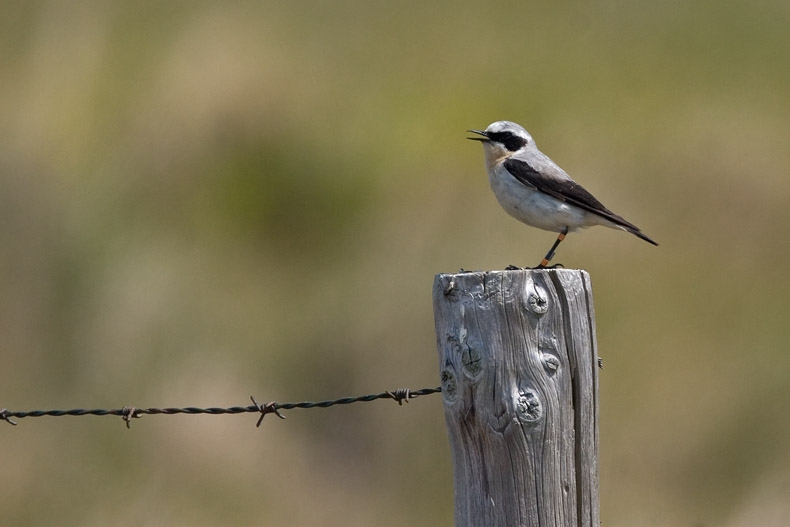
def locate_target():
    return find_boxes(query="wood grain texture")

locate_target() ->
[433,269,599,527]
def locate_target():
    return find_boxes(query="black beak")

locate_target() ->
[467,129,489,142]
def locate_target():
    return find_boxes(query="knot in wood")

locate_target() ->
[447,332,483,380]
[525,285,549,315]
[541,353,561,373]
[515,389,542,424]
[440,369,458,403]
[460,343,482,379]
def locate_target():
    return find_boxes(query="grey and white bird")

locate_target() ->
[468,120,657,268]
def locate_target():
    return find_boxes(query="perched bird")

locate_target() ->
[468,121,657,268]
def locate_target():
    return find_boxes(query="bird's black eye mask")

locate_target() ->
[487,131,528,152]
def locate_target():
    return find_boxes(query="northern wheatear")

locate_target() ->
[468,120,657,268]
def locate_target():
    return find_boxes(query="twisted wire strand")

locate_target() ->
[0,387,442,428]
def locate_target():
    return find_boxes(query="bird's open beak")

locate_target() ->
[467,129,489,142]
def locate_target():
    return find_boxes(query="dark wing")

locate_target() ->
[504,157,643,233]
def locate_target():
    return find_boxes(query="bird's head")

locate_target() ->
[468,121,535,166]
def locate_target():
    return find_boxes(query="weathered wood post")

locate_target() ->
[433,269,600,527]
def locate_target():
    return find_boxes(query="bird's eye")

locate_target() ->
[488,131,527,151]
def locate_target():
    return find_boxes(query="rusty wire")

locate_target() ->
[0,387,441,429]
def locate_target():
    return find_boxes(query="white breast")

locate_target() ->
[488,164,594,233]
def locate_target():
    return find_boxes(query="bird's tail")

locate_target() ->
[626,227,658,246]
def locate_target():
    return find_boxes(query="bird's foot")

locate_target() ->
[505,263,564,270]
[535,262,565,269]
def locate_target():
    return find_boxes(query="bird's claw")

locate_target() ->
[505,263,565,270]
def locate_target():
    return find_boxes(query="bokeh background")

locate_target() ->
[2,1,789,526]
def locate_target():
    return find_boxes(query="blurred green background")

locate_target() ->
[1,1,789,526]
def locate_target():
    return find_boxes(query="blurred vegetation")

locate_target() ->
[1,1,789,526]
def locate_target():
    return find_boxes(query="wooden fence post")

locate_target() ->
[433,269,600,527]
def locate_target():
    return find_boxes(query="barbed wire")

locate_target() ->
[0,386,442,429]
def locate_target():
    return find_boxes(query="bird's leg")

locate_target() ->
[537,227,569,268]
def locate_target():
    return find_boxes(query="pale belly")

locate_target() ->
[489,170,613,233]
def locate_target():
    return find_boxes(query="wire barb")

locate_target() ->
[0,408,17,426]
[250,396,286,427]
[387,388,411,405]
[121,406,142,429]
